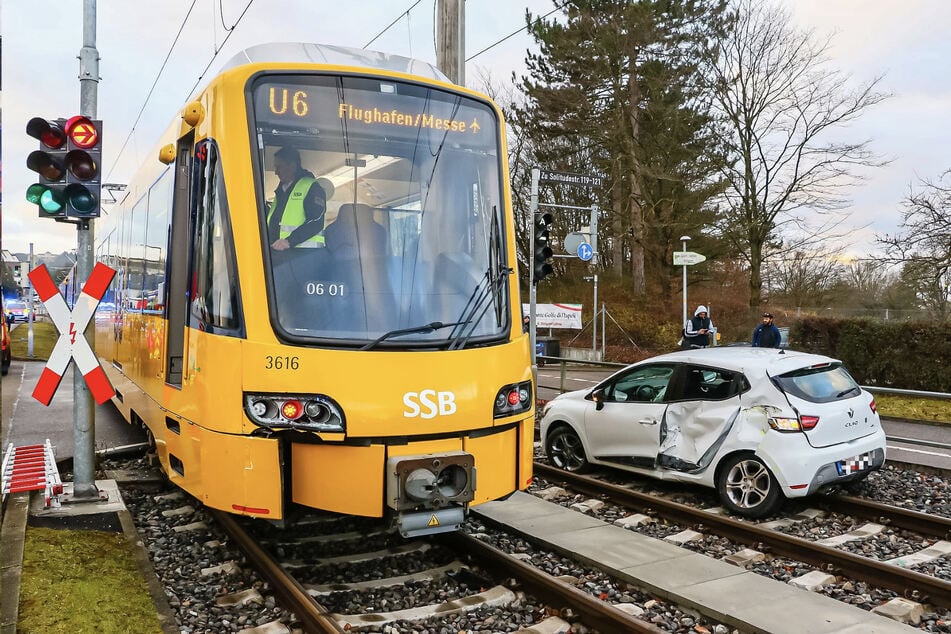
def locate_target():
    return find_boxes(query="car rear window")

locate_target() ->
[773,363,860,403]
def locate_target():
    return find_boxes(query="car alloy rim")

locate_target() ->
[725,458,771,509]
[550,432,585,471]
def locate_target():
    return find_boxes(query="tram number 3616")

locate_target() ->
[306,282,345,296]
[265,356,300,370]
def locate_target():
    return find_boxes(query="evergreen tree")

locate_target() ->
[516,0,730,302]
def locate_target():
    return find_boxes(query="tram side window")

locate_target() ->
[189,140,241,332]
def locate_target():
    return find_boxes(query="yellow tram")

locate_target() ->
[94,43,533,536]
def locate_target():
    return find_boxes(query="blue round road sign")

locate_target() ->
[577,243,593,261]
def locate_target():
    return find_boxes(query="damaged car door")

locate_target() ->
[658,365,745,473]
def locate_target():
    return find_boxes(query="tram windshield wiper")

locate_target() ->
[360,321,470,351]
[447,205,509,351]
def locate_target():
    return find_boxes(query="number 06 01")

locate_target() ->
[306,282,345,296]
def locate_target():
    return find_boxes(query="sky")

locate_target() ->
[2,0,949,260]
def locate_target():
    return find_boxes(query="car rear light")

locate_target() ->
[869,399,877,414]
[767,416,802,432]
[767,415,819,432]
[800,415,820,430]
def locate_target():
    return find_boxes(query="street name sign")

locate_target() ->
[673,251,706,266]
[538,169,604,188]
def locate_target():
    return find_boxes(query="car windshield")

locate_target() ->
[251,74,508,347]
[773,363,860,403]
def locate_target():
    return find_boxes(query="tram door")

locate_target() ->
[165,131,194,386]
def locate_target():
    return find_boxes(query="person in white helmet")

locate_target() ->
[683,305,714,348]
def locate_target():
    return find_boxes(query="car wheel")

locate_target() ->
[717,453,783,518]
[545,426,590,473]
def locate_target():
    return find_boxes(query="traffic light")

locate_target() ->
[26,118,69,218]
[532,212,554,284]
[25,116,103,219]
[64,116,103,218]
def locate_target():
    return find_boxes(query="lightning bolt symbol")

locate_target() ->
[69,322,77,345]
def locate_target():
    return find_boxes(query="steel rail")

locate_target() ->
[815,495,951,540]
[886,435,951,451]
[535,356,951,403]
[441,530,666,634]
[210,510,346,634]
[533,462,951,609]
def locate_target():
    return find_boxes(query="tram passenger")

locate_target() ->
[325,203,386,260]
[267,147,329,253]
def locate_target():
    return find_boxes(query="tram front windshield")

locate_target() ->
[252,75,509,347]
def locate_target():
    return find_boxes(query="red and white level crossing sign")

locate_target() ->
[28,263,117,406]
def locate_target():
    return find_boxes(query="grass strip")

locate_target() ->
[9,321,58,360]
[19,526,163,633]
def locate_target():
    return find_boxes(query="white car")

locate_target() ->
[540,347,886,518]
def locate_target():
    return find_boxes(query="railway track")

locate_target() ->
[216,506,678,632]
[110,448,949,631]
[532,461,951,610]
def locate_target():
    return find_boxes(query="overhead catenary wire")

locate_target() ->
[105,0,256,185]
[106,0,555,185]
[466,0,570,62]
[103,0,199,184]
[364,0,426,49]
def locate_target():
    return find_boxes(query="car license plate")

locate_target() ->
[836,453,872,476]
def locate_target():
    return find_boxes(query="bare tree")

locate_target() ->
[843,259,894,307]
[766,247,845,309]
[705,0,888,307]
[878,170,951,320]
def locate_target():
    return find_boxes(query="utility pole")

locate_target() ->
[72,0,101,500]
[436,0,465,85]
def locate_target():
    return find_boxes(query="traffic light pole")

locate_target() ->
[71,0,101,500]
[528,168,540,372]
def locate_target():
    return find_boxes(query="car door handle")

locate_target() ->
[638,418,657,425]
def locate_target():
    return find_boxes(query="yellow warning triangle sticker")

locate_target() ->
[428,514,440,527]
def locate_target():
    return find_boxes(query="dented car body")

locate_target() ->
[540,347,886,517]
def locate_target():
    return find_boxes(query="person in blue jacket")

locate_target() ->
[752,312,782,348]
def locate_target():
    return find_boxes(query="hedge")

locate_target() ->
[791,316,951,392]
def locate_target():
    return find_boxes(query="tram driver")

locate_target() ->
[267,147,330,254]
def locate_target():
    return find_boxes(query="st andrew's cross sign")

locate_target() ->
[28,263,116,406]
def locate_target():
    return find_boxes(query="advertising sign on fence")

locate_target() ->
[523,303,583,329]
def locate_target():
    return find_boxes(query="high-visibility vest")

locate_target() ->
[268,177,325,247]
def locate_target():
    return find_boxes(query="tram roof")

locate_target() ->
[219,42,451,83]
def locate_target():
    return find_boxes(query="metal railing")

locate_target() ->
[536,356,951,402]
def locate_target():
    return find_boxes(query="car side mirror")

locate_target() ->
[590,387,606,410]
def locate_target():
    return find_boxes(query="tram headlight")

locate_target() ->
[243,393,345,433]
[493,381,533,418]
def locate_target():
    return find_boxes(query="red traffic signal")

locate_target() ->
[66,116,99,149]
[26,117,67,149]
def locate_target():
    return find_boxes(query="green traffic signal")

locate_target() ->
[27,184,66,216]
